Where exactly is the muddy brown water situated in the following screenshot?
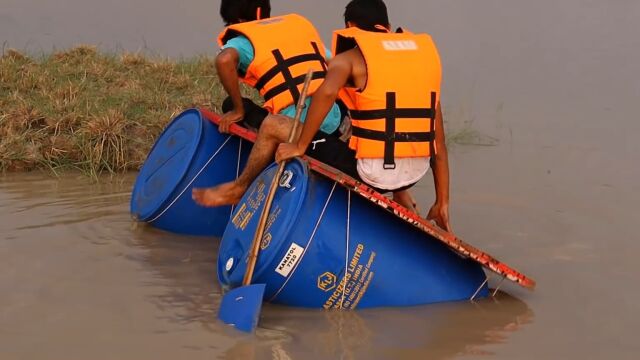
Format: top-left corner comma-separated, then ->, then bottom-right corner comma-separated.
2,0 -> 640,359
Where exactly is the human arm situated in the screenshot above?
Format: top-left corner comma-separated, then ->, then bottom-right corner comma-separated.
215,47 -> 244,133
426,103 -> 452,232
275,53 -> 352,162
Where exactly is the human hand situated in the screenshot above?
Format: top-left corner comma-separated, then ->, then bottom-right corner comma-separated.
218,109 -> 244,133
426,202 -> 452,233
275,142 -> 304,163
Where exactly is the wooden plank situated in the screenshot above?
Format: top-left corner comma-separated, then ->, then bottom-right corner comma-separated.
199,108 -> 536,290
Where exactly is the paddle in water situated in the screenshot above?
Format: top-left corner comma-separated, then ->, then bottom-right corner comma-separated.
217,69 -> 315,332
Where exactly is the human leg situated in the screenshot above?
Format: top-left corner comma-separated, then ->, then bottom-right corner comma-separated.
392,190 -> 419,214
192,114 -> 296,207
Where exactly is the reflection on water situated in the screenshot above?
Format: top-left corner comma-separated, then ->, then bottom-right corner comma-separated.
223,294 -> 533,360
131,226 -> 221,327
0,173 -> 532,359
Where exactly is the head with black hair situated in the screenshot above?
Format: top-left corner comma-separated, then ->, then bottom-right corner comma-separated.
220,0 -> 271,26
344,0 -> 390,32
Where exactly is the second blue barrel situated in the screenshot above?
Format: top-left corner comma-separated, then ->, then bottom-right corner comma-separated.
130,108 -> 251,236
217,158 -> 489,308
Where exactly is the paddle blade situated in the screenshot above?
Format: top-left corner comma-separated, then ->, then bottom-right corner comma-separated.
218,284 -> 266,332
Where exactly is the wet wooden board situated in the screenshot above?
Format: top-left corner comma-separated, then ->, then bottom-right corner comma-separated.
200,108 -> 536,290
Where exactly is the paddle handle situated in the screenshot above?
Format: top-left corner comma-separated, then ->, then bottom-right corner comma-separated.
242,69 -> 315,286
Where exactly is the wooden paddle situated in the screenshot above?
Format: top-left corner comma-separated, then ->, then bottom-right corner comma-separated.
218,69 -> 315,332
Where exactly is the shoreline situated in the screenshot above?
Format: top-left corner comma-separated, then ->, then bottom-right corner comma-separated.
1,46 -> 492,177
1,46 -> 238,176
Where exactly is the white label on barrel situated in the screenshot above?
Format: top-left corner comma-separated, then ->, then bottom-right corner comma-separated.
275,243 -> 304,277
225,258 -> 234,272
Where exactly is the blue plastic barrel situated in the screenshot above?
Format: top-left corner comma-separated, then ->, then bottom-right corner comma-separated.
130,108 -> 250,236
218,159 -> 489,308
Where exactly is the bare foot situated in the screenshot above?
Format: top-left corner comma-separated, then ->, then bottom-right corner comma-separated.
192,181 -> 246,207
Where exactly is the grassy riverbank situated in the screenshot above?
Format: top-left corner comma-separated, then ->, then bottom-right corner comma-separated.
1,46 -> 493,177
0,46 -> 234,176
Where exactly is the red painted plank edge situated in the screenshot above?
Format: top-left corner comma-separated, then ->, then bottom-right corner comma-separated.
199,108 -> 536,290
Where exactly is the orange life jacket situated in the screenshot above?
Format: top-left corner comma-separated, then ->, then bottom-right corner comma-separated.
218,14 -> 327,114
332,27 -> 442,169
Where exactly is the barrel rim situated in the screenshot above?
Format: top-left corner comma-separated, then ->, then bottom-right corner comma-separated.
252,158 -> 310,284
130,108 -> 204,221
218,158 -> 310,289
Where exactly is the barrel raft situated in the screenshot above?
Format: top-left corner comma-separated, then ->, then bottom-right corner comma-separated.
218,158 -> 489,308
130,109 -> 251,236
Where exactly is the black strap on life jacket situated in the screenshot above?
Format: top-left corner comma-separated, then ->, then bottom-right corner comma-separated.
350,91 -> 437,169
254,41 -> 327,105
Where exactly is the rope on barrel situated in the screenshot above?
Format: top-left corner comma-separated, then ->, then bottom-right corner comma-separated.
268,181 -> 338,302
149,136 -> 232,223
229,138 -> 243,220
340,190 -> 352,310
492,275 -> 506,297
470,277 -> 489,301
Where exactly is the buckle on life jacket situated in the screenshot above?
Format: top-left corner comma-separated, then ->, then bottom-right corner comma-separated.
255,42 -> 327,105
350,91 -> 437,168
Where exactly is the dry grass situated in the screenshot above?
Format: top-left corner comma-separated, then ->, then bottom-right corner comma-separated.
0,46 -> 259,176
1,46 -> 484,177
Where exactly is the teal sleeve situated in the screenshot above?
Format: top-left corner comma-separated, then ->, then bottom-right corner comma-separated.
221,36 -> 255,74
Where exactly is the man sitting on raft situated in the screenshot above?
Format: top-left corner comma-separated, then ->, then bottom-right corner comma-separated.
211,0 -> 341,134
275,0 -> 453,231
193,1 -> 348,203
192,0 -> 345,205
